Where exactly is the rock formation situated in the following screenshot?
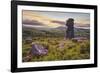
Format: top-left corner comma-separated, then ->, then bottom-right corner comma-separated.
31,43 -> 48,56
66,18 -> 74,39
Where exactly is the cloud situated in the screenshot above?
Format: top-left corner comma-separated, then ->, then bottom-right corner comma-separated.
51,20 -> 65,25
22,10 -> 90,28
22,19 -> 44,26
22,10 -> 63,28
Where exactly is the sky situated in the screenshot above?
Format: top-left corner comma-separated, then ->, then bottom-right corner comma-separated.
22,10 -> 90,28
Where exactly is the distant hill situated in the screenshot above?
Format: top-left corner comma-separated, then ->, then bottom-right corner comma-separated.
23,24 -> 90,38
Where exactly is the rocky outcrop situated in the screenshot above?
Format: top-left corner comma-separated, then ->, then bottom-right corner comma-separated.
66,18 -> 74,39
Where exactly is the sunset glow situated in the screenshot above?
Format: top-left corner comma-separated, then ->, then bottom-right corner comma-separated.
22,10 -> 90,28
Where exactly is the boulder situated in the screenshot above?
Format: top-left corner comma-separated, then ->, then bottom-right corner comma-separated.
66,18 -> 74,39
72,37 -> 87,43
31,43 -> 48,56
25,37 -> 32,44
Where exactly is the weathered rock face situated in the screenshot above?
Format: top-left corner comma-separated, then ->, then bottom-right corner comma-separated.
31,44 -> 48,56
66,18 -> 74,39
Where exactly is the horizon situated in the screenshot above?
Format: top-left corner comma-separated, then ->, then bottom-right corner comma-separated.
23,24 -> 90,29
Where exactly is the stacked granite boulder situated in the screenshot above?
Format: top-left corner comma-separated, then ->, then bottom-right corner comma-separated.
66,18 -> 74,39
